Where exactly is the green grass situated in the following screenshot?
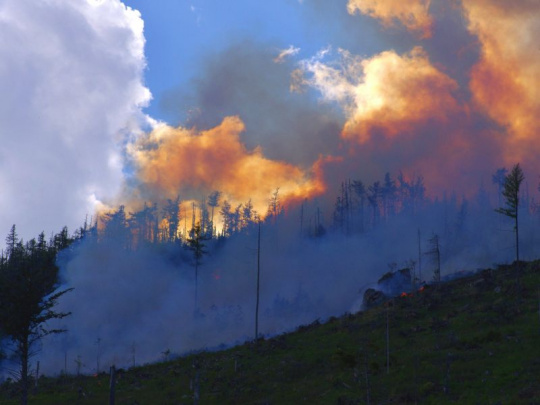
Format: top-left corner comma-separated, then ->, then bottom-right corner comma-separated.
1,261 -> 539,404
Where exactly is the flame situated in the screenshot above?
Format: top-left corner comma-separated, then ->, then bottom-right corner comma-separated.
347,0 -> 433,38
128,116 -> 326,219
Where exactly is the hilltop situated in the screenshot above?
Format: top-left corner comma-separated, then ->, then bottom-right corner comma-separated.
1,261 -> 539,404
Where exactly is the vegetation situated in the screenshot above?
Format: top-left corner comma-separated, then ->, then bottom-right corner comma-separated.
1,163 -> 539,404
0,226 -> 73,405
495,163 -> 525,263
186,223 -> 208,313
1,260 -> 538,404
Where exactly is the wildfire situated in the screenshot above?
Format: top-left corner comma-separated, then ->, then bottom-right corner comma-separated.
463,0 -> 540,165
400,285 -> 426,298
128,116 -> 326,222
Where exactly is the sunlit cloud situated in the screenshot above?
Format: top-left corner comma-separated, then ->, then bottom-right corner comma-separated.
274,45 -> 301,64
298,47 -> 460,143
347,0 -> 433,38
462,0 -> 540,164
128,116 -> 326,217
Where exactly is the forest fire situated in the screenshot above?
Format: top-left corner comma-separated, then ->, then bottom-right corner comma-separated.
3,0 -> 540,391
128,116 -> 326,224
400,285 -> 426,298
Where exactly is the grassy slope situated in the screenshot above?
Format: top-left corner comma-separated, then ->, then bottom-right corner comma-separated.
1,261 -> 539,404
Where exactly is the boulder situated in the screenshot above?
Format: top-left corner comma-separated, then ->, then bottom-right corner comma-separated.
377,268 -> 412,296
362,288 -> 387,309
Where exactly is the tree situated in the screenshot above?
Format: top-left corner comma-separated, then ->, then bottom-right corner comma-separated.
162,197 -> 181,243
242,199 -> 256,229
102,206 -> 130,248
0,226 -> 72,405
382,172 -> 397,219
351,180 -> 366,233
495,163 -> 525,263
220,200 -> 232,237
367,181 -> 381,226
267,188 -> 284,222
492,167 -> 508,206
187,223 -> 208,313
207,191 -> 221,238
426,233 -> 441,285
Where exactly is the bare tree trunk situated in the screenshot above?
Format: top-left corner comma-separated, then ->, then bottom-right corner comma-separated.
515,209 -> 520,263
386,304 -> 390,375
20,335 -> 29,405
194,261 -> 199,314
417,229 -> 422,281
109,366 -> 116,405
363,349 -> 371,405
33,361 -> 39,395
255,221 -> 261,344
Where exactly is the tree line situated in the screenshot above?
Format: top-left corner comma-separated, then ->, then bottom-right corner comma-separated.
0,226 -> 75,404
0,164 -> 531,404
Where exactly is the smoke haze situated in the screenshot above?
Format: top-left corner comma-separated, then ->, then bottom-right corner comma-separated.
1,0 -> 539,378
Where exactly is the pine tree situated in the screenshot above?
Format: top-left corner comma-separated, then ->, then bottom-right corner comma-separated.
0,227 -> 72,405
207,191 -> 221,238
187,224 -> 208,313
495,163 -> 525,263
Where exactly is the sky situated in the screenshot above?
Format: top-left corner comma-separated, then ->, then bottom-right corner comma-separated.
1,0 -> 539,241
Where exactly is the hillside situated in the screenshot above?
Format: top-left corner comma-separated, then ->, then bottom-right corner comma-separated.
1,261 -> 539,404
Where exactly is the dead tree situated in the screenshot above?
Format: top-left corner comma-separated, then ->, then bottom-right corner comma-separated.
426,233 -> 441,285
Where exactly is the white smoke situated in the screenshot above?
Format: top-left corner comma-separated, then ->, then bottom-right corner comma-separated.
37,192 -> 532,375
0,0 -> 151,240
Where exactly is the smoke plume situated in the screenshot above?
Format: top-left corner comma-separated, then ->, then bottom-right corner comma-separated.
0,0 -> 150,240
127,116 -> 326,217
347,0 -> 433,38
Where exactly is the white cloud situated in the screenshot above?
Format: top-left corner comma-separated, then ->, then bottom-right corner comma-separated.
0,0 -> 150,240
273,45 -> 301,64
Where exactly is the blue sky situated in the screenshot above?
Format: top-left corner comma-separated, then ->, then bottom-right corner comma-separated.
1,0 -> 536,240
123,0 -> 393,125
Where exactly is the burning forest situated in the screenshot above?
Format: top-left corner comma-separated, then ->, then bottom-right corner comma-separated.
1,0 -> 539,398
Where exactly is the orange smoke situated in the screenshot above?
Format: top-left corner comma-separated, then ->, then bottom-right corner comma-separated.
347,0 -> 433,38
129,116 -> 325,217
298,44 -> 507,195
462,0 -> 540,164
301,47 -> 462,144
341,47 -> 461,143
